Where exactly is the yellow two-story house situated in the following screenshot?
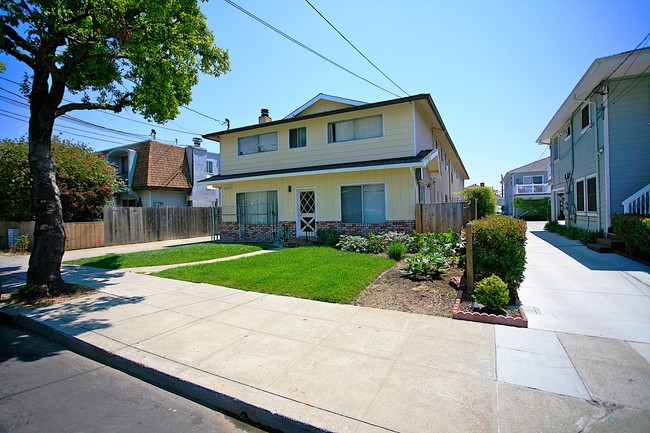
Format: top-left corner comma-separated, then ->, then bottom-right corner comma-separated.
202,93 -> 468,242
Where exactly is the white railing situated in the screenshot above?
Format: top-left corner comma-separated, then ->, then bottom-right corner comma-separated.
515,183 -> 551,195
623,183 -> 650,214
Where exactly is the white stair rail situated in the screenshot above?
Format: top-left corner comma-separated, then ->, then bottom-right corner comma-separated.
623,183 -> 650,214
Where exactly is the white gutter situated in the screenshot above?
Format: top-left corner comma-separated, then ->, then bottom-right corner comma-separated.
603,87 -> 611,227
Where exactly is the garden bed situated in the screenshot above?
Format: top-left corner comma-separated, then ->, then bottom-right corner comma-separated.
452,290 -> 528,327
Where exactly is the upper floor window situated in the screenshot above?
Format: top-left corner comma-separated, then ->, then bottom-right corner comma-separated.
523,175 -> 544,184
564,124 -> 572,141
327,115 -> 382,143
552,135 -> 560,161
238,132 -> 278,155
207,160 -> 214,174
289,127 -> 307,149
581,105 -> 591,132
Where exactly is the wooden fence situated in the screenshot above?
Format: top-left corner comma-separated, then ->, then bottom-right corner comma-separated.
415,202 -> 474,233
1,206 -> 214,251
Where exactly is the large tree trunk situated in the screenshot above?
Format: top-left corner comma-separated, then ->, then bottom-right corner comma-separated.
25,69 -> 69,297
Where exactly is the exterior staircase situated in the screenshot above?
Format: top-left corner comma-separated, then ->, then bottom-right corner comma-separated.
587,232 -> 625,254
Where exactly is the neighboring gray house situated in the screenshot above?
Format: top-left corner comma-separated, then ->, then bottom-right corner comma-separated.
104,140 -> 220,207
537,48 -> 650,232
501,157 -> 551,218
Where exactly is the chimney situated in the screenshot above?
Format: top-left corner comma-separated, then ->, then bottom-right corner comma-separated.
192,137 -> 202,147
480,182 -> 485,187
259,108 -> 272,124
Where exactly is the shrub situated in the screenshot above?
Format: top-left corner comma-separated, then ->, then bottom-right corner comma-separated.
545,221 -> 601,245
336,235 -> 369,253
471,215 -> 526,302
316,227 -> 340,247
612,213 -> 650,261
401,252 -> 450,277
464,186 -> 497,219
472,274 -> 509,310
367,233 -> 386,254
387,242 -> 406,261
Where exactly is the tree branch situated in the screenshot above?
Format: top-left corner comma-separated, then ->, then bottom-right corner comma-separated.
56,94 -> 133,117
1,24 -> 37,67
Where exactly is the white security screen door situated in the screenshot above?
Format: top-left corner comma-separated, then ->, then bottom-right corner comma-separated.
297,189 -> 316,237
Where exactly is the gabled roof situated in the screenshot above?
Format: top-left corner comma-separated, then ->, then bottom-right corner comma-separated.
129,141 -> 192,191
283,93 -> 366,119
201,149 -> 435,184
537,47 -> 650,144
203,93 -> 469,179
502,157 -> 550,183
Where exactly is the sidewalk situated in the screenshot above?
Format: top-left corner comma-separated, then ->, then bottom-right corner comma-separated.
1,234 -> 649,432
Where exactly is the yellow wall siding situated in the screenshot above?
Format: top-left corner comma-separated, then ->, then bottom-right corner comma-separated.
298,100 -> 355,116
220,104 -> 415,176
219,168 -> 416,223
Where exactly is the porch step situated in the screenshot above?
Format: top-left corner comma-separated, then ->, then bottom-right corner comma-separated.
596,237 -> 625,250
587,243 -> 614,253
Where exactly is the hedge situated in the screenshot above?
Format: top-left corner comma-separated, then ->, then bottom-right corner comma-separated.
612,214 -> 650,261
471,215 -> 527,302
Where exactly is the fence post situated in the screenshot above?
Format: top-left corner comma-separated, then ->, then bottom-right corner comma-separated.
466,222 -> 474,295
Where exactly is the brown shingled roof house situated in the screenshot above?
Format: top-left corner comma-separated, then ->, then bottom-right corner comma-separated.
103,140 -> 220,207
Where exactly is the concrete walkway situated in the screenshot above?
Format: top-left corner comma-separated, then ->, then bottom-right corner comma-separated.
1,234 -> 649,432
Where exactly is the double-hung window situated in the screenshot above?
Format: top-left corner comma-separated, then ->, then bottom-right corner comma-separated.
575,175 -> 597,213
341,184 -> 386,224
552,135 -> 560,161
238,132 -> 278,155
327,115 -> 382,143
236,191 -> 278,224
207,160 -> 214,174
289,127 -> 307,149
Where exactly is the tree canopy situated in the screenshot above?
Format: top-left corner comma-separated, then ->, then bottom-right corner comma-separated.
0,137 -> 122,222
0,0 -> 230,296
464,186 -> 497,219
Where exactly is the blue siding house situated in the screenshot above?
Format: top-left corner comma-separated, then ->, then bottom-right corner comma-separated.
501,157 -> 551,218
537,48 -> 650,233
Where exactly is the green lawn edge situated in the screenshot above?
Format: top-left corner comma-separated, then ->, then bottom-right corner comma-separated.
153,246 -> 395,304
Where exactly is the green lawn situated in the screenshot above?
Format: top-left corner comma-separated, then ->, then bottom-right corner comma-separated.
152,246 -> 395,304
65,242 -> 273,269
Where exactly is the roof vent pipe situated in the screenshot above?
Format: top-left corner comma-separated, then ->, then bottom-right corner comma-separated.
192,137 -> 202,147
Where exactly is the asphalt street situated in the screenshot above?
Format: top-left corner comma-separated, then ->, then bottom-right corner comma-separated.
0,322 -> 265,433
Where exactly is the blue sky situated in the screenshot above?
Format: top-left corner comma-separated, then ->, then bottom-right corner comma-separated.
1,0 -> 648,191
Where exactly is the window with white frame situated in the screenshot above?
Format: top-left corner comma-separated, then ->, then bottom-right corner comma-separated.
581,105 -> 591,132
564,124 -> 571,141
341,184 -> 385,223
236,191 -> 278,224
586,175 -> 597,212
238,132 -> 278,155
575,175 -> 597,213
523,175 -> 544,184
207,160 -> 214,174
327,115 -> 382,143
289,127 -> 307,149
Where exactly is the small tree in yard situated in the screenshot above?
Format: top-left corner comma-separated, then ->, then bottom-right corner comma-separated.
464,186 -> 497,219
0,0 -> 230,297
0,137 -> 121,222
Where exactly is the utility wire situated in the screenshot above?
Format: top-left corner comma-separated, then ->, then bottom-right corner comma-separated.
224,0 -> 402,98
304,0 -> 409,97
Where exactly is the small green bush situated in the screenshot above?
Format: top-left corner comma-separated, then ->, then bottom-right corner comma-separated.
387,242 -> 406,261
316,227 -> 340,247
472,274 -> 509,310
336,235 -> 369,253
472,215 -> 526,302
612,213 -> 650,260
544,221 -> 601,245
401,252 -> 450,277
464,186 -> 497,219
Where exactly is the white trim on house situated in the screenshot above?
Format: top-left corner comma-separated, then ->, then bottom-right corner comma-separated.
283,94 -> 367,119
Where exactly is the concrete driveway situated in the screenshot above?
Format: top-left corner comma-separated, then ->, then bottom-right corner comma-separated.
519,221 -> 650,343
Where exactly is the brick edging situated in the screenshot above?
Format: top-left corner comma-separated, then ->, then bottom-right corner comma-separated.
452,290 -> 528,328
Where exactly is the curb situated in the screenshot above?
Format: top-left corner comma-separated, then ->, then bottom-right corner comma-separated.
0,307 -> 332,433
452,290 -> 528,328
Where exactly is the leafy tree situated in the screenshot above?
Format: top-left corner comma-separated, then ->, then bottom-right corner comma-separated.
464,186 -> 497,219
0,137 -> 122,222
0,0 -> 230,296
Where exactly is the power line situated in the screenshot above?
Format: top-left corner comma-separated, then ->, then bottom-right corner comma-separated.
224,0 -> 402,98
304,0 -> 409,97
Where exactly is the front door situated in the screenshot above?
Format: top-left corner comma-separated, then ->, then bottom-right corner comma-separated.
297,189 -> 316,237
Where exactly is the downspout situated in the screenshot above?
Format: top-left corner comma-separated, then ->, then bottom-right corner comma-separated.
410,166 -> 419,229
